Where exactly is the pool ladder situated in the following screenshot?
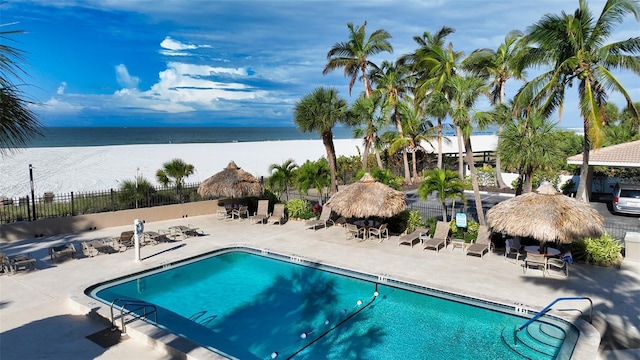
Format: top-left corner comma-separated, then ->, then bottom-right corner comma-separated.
110,298 -> 158,334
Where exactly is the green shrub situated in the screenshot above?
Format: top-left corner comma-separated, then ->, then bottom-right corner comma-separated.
560,179 -> 576,195
285,198 -> 314,219
573,233 -> 622,267
406,210 -> 423,233
449,220 -> 479,242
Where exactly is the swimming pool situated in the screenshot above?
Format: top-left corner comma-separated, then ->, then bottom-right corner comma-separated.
86,247 -> 579,359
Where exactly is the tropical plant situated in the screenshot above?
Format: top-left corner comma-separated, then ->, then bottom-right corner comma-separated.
268,159 -> 298,201
156,158 -> 195,202
392,100 -> 437,181
295,159 -> 331,204
356,168 -> 403,190
285,198 -> 313,220
294,87 -> 348,193
348,92 -> 387,170
418,168 -> 467,222
118,175 -> 155,208
516,0 -> 640,201
449,220 -> 479,242
573,233 -> 623,267
0,25 -> 42,154
323,21 -> 393,97
406,210 -> 423,233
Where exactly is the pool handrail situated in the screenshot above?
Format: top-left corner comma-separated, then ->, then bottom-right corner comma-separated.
513,296 -> 592,346
110,297 -> 158,334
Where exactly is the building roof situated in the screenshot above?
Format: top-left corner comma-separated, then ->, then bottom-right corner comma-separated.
567,139 -> 640,167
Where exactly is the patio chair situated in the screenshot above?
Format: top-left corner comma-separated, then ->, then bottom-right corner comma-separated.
3,253 -> 37,274
250,200 -> 270,225
368,223 -> 389,243
231,205 -> 250,221
504,237 -> 523,264
216,205 -> 230,220
523,252 -> 549,276
81,239 -> 115,257
305,205 -> 334,230
547,251 -> 572,278
397,227 -> 428,247
346,223 -> 365,240
422,221 -> 450,252
111,230 -> 135,252
49,243 -> 76,262
267,204 -> 285,225
466,225 -> 492,259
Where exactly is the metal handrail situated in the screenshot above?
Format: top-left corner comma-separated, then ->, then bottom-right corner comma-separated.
110,298 -> 158,334
513,296 -> 592,346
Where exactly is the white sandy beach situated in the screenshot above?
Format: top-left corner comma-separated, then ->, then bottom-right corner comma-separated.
0,135 -> 498,198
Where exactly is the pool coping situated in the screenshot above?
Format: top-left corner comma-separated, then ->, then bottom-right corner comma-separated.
75,245 -> 600,360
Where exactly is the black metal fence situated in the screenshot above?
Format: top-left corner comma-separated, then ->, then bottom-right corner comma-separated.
0,183 -> 203,224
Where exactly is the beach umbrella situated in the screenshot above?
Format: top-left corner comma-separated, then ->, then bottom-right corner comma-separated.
325,173 -> 406,218
486,181 -> 604,244
197,161 -> 264,199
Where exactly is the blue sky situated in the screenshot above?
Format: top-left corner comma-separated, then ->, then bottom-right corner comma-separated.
2,0 -> 639,128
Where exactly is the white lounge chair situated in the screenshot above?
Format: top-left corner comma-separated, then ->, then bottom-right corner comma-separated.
305,205 -> 334,230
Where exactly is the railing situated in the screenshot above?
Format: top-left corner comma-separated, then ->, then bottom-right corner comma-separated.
110,298 -> 158,334
513,296 -> 592,346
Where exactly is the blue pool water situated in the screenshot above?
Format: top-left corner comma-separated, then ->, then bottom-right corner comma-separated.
87,248 -> 578,359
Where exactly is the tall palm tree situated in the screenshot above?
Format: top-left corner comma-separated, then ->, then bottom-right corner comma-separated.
348,92 -> 387,170
294,87 -> 347,194
396,100 -> 436,180
156,158 -> 195,202
323,21 -> 393,97
295,159 -> 331,204
401,26 -> 463,169
0,26 -> 42,155
498,112 -> 565,194
268,159 -> 298,201
463,30 -> 527,188
516,0 -> 640,202
448,74 -> 491,225
418,168 -> 466,222
370,60 -> 412,183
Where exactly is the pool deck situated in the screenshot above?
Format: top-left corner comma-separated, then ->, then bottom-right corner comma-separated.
1,214 -> 639,360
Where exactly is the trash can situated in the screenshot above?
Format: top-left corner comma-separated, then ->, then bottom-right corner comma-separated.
624,232 -> 640,261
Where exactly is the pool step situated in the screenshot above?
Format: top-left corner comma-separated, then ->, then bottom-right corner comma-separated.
501,322 -> 565,359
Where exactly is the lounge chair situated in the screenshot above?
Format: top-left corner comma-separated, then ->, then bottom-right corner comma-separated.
231,205 -> 250,220
3,253 -> 37,274
523,252 -> 549,276
547,251 -> 572,278
267,204 -> 285,225
504,237 -> 523,263
217,205 -> 230,220
143,231 -> 171,245
466,225 -> 492,259
368,223 -> 389,243
422,221 -> 450,252
305,205 -> 334,230
49,243 -> 76,262
82,239 -> 115,257
111,231 -> 135,252
397,227 -> 428,247
250,200 -> 270,225
346,223 -> 365,240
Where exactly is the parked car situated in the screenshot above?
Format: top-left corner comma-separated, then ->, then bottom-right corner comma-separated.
612,182 -> 640,215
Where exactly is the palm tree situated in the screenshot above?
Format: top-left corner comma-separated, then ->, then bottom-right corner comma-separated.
418,168 -> 466,222
323,21 -> 393,97
156,158 -> 195,202
119,175 -> 155,208
295,159 -> 331,204
401,26 -> 463,169
268,159 -> 298,201
463,30 -> 527,188
348,92 -> 387,170
370,60 -> 412,183
293,87 -> 347,193
394,100 -> 436,180
516,0 -> 640,202
0,26 -> 42,154
448,74 -> 491,225
498,112 -> 565,194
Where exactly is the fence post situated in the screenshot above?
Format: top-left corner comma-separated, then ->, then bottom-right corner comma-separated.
110,189 -> 115,211
71,192 -> 75,216
26,195 -> 32,221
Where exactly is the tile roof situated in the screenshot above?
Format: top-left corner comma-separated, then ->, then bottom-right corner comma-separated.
567,139 -> 640,167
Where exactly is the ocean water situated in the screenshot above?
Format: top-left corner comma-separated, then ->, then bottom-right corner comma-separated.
23,127 -> 358,148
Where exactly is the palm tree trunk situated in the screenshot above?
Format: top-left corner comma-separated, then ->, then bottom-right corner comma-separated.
456,126 -> 465,180
411,149 -> 419,182
523,170 -> 534,193
375,149 -> 383,169
437,117 -> 444,169
322,130 -> 339,194
495,125 -> 508,188
441,201 -> 448,222
395,112 -> 411,184
575,130 -> 591,202
464,136 -> 486,225
362,136 -> 371,170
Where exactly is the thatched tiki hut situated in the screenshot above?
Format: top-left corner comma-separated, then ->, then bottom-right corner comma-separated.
486,182 -> 604,244
198,161 -> 263,199
325,173 -> 406,218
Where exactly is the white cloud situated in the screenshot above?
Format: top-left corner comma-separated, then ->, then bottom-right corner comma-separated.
32,97 -> 84,114
56,82 -> 67,95
115,64 -> 140,89
159,36 -> 212,56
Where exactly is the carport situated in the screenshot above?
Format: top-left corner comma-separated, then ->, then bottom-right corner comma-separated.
567,139 -> 640,200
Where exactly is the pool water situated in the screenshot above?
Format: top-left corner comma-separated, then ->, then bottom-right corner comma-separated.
88,249 -> 578,359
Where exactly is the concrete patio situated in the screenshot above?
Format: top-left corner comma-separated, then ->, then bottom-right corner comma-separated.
1,214 -> 639,359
